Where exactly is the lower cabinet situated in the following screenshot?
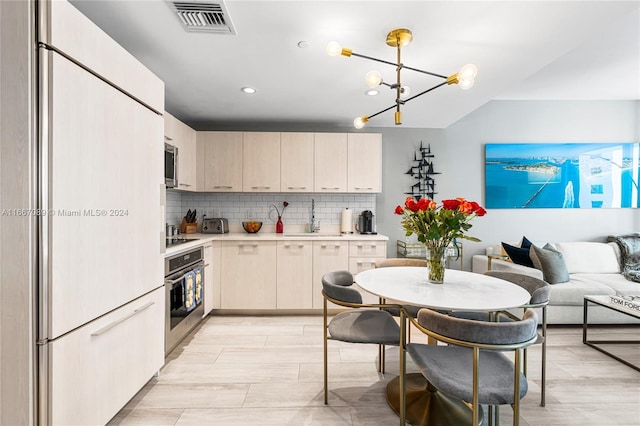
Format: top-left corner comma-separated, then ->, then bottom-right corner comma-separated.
220,241 -> 277,309
203,242 -> 222,315
348,241 -> 387,304
312,240 -> 349,309
49,287 -> 164,426
276,241 -> 313,308
214,239 -> 386,310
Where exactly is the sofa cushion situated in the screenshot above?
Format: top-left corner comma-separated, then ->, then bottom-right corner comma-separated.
554,242 -> 621,274
530,244 -> 570,284
572,273 -> 640,296
548,277 -> 615,306
502,237 -> 534,268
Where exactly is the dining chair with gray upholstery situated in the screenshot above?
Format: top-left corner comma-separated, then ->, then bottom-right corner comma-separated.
400,308 -> 539,426
322,270 -> 402,405
450,270 -> 550,406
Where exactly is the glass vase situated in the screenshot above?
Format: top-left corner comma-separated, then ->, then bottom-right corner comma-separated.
276,216 -> 283,234
426,244 -> 446,284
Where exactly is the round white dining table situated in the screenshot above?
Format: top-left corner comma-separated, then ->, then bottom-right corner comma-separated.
355,266 -> 531,312
354,266 -> 532,426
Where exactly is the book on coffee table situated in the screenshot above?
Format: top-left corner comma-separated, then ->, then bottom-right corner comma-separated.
609,294 -> 640,314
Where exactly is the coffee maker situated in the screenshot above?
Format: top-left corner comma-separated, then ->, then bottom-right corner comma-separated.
356,210 -> 377,234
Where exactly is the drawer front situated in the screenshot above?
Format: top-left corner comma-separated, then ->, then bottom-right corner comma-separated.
349,241 -> 386,258
348,257 -> 379,274
50,287 -> 164,426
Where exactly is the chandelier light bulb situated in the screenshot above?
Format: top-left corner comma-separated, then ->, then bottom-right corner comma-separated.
326,41 -> 342,57
458,63 -> 478,80
458,78 -> 475,90
399,85 -> 411,98
365,71 -> 382,88
353,116 -> 367,129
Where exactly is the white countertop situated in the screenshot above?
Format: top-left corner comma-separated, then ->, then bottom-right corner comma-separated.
165,232 -> 388,256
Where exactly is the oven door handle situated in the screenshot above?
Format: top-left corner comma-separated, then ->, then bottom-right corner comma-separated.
164,261 -> 207,284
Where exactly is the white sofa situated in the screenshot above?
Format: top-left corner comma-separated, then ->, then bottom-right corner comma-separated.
473,241 -> 640,324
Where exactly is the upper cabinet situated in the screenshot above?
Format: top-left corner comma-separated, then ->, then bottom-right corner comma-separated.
193,131 -> 381,193
314,133 -> 348,192
281,132 -> 314,192
164,112 -> 196,191
198,131 -> 243,192
347,133 -> 382,193
243,132 -> 280,192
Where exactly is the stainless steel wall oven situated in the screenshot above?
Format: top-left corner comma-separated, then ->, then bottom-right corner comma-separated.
164,247 -> 205,355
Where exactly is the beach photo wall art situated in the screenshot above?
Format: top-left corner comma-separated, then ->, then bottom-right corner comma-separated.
485,143 -> 640,209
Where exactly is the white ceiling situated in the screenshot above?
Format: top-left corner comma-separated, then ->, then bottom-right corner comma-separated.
70,1 -> 640,129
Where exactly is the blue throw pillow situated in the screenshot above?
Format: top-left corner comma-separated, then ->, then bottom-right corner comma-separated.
502,236 -> 534,268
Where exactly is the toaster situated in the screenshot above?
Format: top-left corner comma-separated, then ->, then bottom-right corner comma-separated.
202,218 -> 229,234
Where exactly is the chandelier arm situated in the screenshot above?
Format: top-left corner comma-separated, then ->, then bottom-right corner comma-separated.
366,103 -> 400,120
402,81 -> 449,103
350,52 -> 398,68
401,65 -> 448,80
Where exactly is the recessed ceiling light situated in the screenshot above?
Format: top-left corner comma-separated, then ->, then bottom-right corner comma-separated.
365,89 -> 379,96
297,41 -> 310,48
241,87 -> 256,94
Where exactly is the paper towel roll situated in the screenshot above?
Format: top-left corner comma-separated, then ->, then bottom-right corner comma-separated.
341,208 -> 353,234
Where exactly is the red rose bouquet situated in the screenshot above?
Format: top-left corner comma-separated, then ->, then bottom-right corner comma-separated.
394,197 -> 486,283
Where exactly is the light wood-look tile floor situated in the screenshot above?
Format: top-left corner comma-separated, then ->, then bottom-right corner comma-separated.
109,316 -> 640,426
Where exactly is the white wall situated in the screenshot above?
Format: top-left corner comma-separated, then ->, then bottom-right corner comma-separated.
374,100 -> 640,267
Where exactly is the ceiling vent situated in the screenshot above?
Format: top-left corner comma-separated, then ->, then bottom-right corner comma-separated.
169,1 -> 236,34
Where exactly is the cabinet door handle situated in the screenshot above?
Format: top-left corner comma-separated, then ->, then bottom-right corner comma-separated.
356,260 -> 376,265
321,187 -> 340,190
284,244 -> 305,249
239,244 -> 259,248
179,183 -> 192,187
287,186 -> 307,189
321,243 -> 341,248
354,187 -> 374,190
213,185 -> 233,189
251,186 -> 271,189
164,136 -> 173,141
91,301 -> 154,337
357,243 -> 378,248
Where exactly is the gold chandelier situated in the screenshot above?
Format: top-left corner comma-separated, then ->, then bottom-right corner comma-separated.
326,28 -> 477,128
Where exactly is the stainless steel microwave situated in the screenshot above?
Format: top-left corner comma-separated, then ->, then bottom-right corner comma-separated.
165,142 -> 178,188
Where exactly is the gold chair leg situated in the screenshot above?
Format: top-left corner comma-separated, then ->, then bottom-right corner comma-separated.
399,311 -> 407,426
513,349 -> 521,426
541,305 -> 547,407
323,297 -> 328,405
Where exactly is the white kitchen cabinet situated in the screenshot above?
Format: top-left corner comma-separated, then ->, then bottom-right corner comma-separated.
281,132 -> 314,192
220,241 -> 277,309
312,240 -> 349,308
348,241 -> 387,304
203,242 -> 222,315
314,133 -> 348,192
48,51 -> 163,339
276,241 -> 313,308
348,133 -> 382,193
49,287 -> 164,426
165,112 -> 197,191
198,131 -> 243,192
243,132 -> 281,192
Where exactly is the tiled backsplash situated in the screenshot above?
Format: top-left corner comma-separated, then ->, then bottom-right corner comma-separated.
166,191 -> 376,229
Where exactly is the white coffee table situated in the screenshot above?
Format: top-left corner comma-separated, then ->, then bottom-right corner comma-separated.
583,295 -> 640,372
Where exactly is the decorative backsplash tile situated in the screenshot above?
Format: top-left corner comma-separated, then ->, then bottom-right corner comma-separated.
166,191 -> 375,228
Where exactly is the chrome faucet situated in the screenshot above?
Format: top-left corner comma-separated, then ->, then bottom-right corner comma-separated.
310,198 -> 316,233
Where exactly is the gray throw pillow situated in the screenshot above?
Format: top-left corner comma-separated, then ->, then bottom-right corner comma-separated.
530,244 -> 570,284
